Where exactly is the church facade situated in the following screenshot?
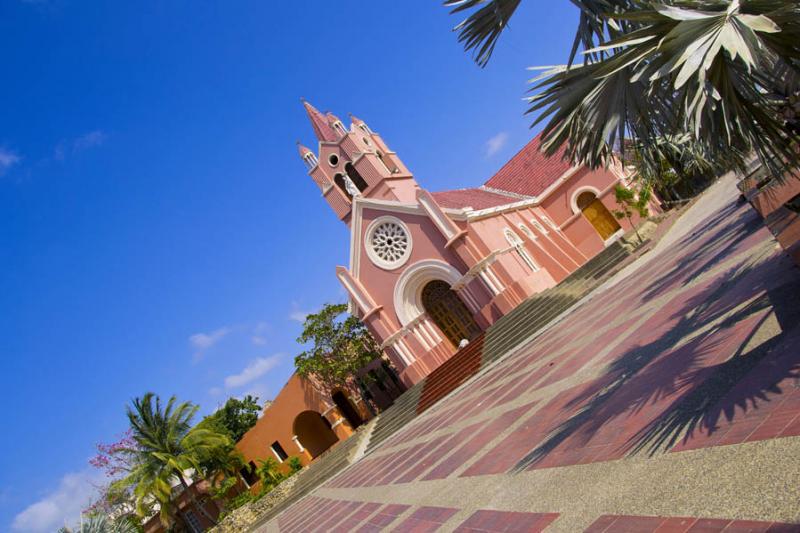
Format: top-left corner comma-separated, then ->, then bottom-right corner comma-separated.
298,101 -> 651,386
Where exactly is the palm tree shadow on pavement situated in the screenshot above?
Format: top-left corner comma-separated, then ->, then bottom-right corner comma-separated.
640,202 -> 763,303
510,246 -> 800,473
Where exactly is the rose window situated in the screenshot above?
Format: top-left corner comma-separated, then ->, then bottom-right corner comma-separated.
366,218 -> 412,269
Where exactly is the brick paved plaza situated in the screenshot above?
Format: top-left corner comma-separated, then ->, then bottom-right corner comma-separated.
259,177 -> 800,532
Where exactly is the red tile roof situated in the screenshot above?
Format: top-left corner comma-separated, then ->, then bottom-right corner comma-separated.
431,187 -> 520,210
483,133 -> 573,198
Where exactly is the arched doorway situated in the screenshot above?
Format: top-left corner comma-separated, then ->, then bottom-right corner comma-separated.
331,391 -> 362,429
576,191 -> 621,241
421,280 -> 481,348
293,411 -> 339,459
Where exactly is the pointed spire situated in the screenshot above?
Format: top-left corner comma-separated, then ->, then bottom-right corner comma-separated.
302,99 -> 338,143
296,140 -> 313,158
297,140 -> 317,169
326,112 -> 343,125
327,112 -> 348,137
349,113 -> 371,134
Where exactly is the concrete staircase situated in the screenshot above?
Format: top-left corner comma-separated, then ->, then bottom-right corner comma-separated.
362,381 -> 424,455
247,424 -> 370,530
482,240 -> 630,364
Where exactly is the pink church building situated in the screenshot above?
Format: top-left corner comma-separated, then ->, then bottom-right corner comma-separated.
298,101 -> 646,386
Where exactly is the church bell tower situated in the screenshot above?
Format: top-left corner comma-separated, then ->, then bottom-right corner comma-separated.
298,100 -> 418,224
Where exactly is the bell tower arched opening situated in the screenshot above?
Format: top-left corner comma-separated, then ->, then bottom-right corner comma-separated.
344,162 -> 368,192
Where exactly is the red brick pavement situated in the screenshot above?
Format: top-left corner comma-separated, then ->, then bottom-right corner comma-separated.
584,514 -> 800,532
270,195 -> 800,531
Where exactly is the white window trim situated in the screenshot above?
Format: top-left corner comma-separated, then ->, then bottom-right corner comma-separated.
270,443 -> 286,463
540,214 -> 560,232
530,218 -> 548,235
303,153 -> 318,169
571,186 -> 602,214
504,228 -> 539,272
518,223 -> 536,240
364,216 -> 413,270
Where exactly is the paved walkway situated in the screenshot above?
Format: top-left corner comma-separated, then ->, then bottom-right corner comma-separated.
260,176 -> 800,532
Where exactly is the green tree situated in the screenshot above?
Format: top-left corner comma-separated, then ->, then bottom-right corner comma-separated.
630,134 -> 747,200
199,395 -> 262,443
255,458 -> 286,492
612,183 -> 651,241
294,303 -> 381,390
119,393 -> 230,528
287,456 -> 303,475
445,0 -> 800,179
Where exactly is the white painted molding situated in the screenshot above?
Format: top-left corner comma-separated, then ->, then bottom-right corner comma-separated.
570,186 -> 602,215
364,216 -> 413,270
393,259 -> 463,326
336,266 -> 377,315
417,189 -> 460,241
270,445 -> 286,463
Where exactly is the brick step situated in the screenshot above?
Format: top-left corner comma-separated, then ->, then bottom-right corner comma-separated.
416,358 -> 483,397
416,335 -> 486,413
363,383 -> 425,454
483,247 -> 628,356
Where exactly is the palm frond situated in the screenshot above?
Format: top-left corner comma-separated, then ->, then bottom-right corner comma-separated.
444,0 -> 522,67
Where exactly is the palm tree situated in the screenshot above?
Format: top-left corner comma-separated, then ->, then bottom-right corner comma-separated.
444,1 -> 800,178
77,515 -> 137,533
120,393 -> 229,528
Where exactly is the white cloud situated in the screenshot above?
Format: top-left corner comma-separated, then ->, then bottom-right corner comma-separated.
240,382 -> 269,403
189,326 -> 231,362
12,469 -> 103,533
52,130 -> 108,162
0,148 -> 21,176
289,303 -> 316,324
289,310 -> 310,323
251,321 -> 269,345
224,355 -> 281,389
190,327 -> 230,349
484,131 -> 509,158
73,130 -> 107,152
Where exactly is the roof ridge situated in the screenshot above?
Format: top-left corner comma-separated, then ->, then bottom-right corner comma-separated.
432,186 -> 482,194
478,185 -> 532,200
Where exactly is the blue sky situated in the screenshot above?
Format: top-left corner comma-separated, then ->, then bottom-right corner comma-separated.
0,1 -> 580,530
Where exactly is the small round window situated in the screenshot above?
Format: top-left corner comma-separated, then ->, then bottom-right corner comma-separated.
328,153 -> 339,167
365,217 -> 412,270
362,137 -> 371,146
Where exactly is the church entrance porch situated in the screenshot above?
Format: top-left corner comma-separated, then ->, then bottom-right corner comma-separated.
577,190 -> 621,241
293,410 -> 339,460
421,280 -> 482,348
